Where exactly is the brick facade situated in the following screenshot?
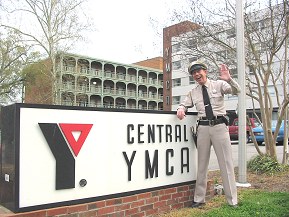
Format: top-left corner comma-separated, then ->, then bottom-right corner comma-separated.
1,181 -> 214,217
162,21 -> 201,111
133,57 -> 163,71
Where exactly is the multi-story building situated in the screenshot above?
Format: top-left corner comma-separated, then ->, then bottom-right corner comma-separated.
25,53 -> 164,111
162,21 -> 237,113
163,21 -> 240,114
162,5 -> 287,122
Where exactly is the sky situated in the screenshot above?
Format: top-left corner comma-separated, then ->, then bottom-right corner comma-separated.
73,0 -> 190,64
1,0 -> 189,63
2,0 -> 272,65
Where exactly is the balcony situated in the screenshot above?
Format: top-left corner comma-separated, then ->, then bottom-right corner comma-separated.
117,74 -> 125,80
116,89 -> 126,96
103,87 -> 112,94
77,85 -> 89,92
127,75 -> 136,82
90,86 -> 102,93
62,82 -> 75,91
138,77 -> 147,84
61,100 -> 74,106
90,69 -> 102,77
63,66 -> 76,73
80,67 -> 89,74
104,71 -> 112,78
138,92 -> 147,98
127,90 -> 136,97
148,92 -> 157,99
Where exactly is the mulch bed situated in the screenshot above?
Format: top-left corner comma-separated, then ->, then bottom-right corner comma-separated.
208,168 -> 289,193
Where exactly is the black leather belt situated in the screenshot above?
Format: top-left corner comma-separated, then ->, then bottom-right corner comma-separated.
199,116 -> 224,120
198,117 -> 225,126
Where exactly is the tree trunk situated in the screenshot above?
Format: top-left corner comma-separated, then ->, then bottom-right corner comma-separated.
247,115 -> 264,156
282,108 -> 289,164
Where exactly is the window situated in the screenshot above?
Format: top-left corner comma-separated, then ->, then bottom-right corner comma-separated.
227,28 -> 236,39
258,20 -> 266,30
260,41 -> 272,52
216,31 -> 226,40
228,94 -> 238,100
172,96 -> 181,105
172,60 -> 181,70
189,56 -> 198,63
248,65 -> 254,74
253,19 -> 267,31
215,50 -> 228,61
267,85 -> 276,96
187,39 -> 198,49
189,76 -> 195,84
172,78 -> 181,87
230,68 -> 237,77
253,43 -> 261,53
172,43 -> 181,53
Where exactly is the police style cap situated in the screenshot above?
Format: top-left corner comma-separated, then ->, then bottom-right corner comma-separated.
188,61 -> 207,74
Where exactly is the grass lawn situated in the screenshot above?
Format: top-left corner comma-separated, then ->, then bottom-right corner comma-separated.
159,189 -> 289,217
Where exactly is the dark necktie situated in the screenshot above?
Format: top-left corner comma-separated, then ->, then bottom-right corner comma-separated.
202,85 -> 214,120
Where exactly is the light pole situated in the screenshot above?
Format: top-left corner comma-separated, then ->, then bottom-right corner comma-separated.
236,0 -> 251,187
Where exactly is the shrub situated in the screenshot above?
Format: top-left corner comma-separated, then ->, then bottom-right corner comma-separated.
247,155 -> 288,174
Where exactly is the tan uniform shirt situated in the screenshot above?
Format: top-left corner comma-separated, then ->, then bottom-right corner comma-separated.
178,79 -> 240,118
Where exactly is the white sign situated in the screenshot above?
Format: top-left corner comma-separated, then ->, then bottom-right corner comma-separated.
18,107 -> 197,209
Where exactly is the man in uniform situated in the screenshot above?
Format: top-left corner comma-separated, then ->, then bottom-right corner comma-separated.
176,61 -> 240,208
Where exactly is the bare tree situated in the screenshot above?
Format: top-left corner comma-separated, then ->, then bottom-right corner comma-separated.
168,0 -> 289,162
1,0 -> 92,104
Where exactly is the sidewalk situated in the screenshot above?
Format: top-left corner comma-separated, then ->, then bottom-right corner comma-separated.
0,205 -> 12,216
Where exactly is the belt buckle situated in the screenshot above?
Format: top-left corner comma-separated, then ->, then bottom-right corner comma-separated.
209,120 -> 215,126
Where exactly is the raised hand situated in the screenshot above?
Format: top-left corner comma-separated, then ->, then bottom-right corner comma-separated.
219,64 -> 232,82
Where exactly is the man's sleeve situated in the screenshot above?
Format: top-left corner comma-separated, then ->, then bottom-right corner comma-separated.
224,79 -> 241,95
177,91 -> 194,111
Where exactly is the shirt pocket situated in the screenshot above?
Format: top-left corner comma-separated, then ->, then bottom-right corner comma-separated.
210,92 -> 223,107
194,98 -> 203,111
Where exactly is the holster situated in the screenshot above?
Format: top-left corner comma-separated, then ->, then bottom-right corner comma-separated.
190,125 -> 198,148
222,115 -> 229,126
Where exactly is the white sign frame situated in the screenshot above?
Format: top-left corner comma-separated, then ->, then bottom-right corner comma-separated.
7,104 -> 198,212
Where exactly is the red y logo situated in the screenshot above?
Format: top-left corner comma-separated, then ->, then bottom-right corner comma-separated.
59,124 -> 93,157
39,123 -> 93,190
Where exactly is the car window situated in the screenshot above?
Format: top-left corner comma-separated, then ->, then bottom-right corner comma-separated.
253,119 -> 261,127
272,120 -> 277,127
254,121 -> 261,127
280,120 -> 288,128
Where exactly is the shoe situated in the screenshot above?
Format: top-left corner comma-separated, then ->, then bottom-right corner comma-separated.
230,204 -> 238,208
191,201 -> 205,208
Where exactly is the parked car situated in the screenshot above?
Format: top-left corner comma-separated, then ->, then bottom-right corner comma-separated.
229,118 -> 260,143
252,120 -> 288,146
